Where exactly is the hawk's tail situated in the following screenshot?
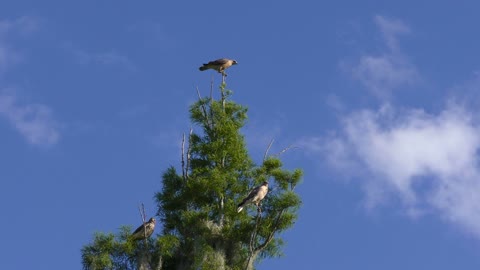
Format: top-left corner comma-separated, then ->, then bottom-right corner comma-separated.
199,65 -> 208,71
237,199 -> 247,213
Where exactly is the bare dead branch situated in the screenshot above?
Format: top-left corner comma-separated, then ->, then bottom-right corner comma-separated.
210,75 -> 214,104
181,132 -> 186,181
138,203 -> 148,244
245,207 -> 262,270
138,203 -> 147,223
156,256 -> 163,270
196,85 -> 202,99
219,194 -> 225,227
210,76 -> 215,128
220,83 -> 226,111
248,207 -> 262,253
196,86 -> 210,129
263,139 -> 275,161
186,128 -> 192,179
255,208 -> 285,252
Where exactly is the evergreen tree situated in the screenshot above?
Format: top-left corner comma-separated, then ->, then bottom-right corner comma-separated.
82,82 -> 303,270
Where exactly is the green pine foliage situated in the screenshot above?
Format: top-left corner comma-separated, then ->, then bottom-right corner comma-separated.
81,83 -> 303,270
82,226 -> 160,270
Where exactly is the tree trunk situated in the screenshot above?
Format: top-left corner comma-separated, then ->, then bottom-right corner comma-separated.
155,255 -> 162,270
245,251 -> 259,270
137,250 -> 150,270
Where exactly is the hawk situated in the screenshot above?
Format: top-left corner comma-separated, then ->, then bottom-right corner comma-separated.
131,217 -> 156,240
199,58 -> 238,74
237,182 -> 269,213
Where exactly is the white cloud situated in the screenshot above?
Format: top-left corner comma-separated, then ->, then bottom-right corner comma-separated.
308,103 -> 480,237
0,89 -> 60,146
349,15 -> 419,99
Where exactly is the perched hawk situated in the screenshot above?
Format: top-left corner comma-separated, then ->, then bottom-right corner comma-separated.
237,182 -> 269,213
199,58 -> 238,74
131,217 -> 156,240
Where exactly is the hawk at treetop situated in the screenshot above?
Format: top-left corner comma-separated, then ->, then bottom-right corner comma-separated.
131,217 -> 156,240
237,182 -> 269,213
199,58 -> 238,74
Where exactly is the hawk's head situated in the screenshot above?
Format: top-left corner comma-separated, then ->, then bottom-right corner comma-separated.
148,217 -> 156,224
262,181 -> 268,187
231,60 -> 238,65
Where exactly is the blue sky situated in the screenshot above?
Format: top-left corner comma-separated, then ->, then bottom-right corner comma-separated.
2,1 -> 480,269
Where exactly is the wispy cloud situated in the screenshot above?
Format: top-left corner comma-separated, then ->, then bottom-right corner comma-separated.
244,123 -> 282,152
0,89 -> 60,146
0,16 -> 39,37
71,48 -> 137,71
0,16 -> 40,75
374,15 -> 410,51
118,104 -> 149,119
127,20 -> 172,44
352,54 -> 418,99
348,15 -> 419,99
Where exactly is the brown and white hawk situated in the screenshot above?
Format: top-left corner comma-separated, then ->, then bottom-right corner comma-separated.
237,182 -> 269,213
199,58 -> 238,74
131,217 -> 156,240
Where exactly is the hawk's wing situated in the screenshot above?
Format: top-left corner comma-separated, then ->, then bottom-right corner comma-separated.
245,185 -> 263,200
132,223 -> 146,235
207,58 -> 229,65
131,219 -> 155,239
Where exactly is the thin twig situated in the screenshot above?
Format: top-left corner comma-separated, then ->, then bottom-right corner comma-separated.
263,139 -> 275,161
275,145 -> 299,157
